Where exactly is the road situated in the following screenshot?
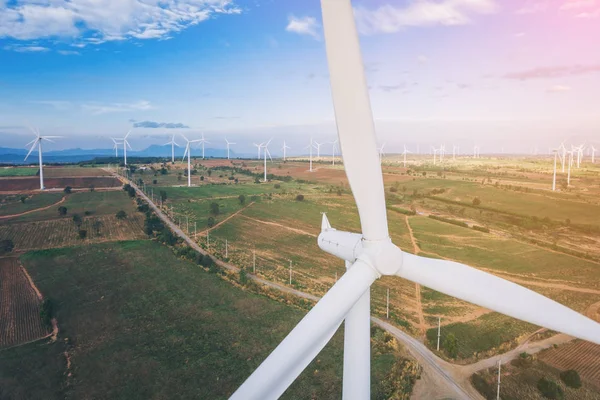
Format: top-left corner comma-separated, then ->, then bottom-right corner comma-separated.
113,170 -> 581,400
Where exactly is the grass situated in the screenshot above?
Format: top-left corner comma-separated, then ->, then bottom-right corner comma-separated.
12,190 -> 138,222
0,193 -> 64,217
1,241 -> 409,399
0,167 -> 38,177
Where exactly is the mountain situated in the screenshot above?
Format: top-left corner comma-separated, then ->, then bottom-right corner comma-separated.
0,145 -> 250,164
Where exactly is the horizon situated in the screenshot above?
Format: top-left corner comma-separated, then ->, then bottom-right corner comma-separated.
1,0 -> 599,153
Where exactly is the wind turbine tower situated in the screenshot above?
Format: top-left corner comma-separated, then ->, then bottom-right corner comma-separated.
24,128 -> 63,191
261,140 -> 273,182
402,145 -> 412,167
182,135 -> 202,187
111,138 -> 121,158
225,138 -> 236,160
552,150 -> 558,191
377,143 -> 386,165
305,138 -> 315,172
282,141 -> 291,162
165,135 -> 180,163
330,140 -> 338,165
115,130 -> 132,166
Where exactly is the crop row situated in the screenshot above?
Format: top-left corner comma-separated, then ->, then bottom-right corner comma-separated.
540,341 -> 600,388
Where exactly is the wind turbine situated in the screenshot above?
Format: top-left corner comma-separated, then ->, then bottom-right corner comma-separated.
24,128 -> 63,191
253,143 -> 262,160
330,140 -> 338,165
182,135 -> 202,187
198,133 -> 209,159
115,130 -> 132,166
231,2 -> 600,399
377,143 -> 385,164
431,147 -> 438,165
314,141 -> 324,158
304,138 -> 315,172
552,149 -> 558,191
559,143 -> 567,172
567,150 -> 574,186
401,145 -> 412,167
164,135 -> 180,163
260,139 -> 273,181
225,138 -> 236,160
111,138 -> 121,158
282,141 -> 291,162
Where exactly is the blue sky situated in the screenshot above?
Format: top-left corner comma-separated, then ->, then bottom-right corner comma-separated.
1,0 -> 599,154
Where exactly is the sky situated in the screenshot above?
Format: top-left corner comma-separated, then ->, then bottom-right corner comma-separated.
0,0 -> 599,155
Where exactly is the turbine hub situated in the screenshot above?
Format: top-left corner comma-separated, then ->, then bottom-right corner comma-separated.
358,239 -> 403,276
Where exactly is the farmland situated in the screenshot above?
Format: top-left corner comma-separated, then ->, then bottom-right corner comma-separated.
0,167 -> 38,177
539,340 -> 600,389
0,257 -> 49,348
0,176 -> 120,192
0,192 -> 64,218
0,241 -> 416,399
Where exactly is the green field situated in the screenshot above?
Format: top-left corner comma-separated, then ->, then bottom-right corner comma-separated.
12,190 -> 138,223
0,241 -> 413,399
0,167 -> 38,177
0,192 -> 64,217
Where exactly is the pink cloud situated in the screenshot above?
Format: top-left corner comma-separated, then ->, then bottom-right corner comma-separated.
505,65 -> 600,80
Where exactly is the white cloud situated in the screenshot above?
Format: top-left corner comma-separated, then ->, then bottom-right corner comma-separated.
514,32 -> 526,37
82,100 -> 154,115
576,8 -> 600,16
32,100 -> 72,110
0,1 -> 241,44
58,50 -> 80,55
354,0 -> 498,35
560,0 -> 596,10
4,44 -> 49,52
547,85 -> 571,93
285,16 -> 320,39
515,2 -> 548,14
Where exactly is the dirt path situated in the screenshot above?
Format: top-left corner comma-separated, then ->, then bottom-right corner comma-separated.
404,216 -> 427,339
199,202 -> 255,234
240,215 -> 318,238
0,195 -> 66,220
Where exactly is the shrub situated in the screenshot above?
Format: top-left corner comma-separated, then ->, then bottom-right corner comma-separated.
238,194 -> 246,205
116,210 -> 127,219
200,176 -> 204,181
390,186 -> 398,192
40,299 -> 53,327
560,370 -> 582,389
72,214 -> 82,227
58,206 -> 68,216
472,225 -> 490,233
428,215 -> 468,228
207,216 -> 215,228
472,197 -> 481,206
78,229 -> 87,239
537,378 -> 564,399
0,239 -> 15,255
296,194 -> 305,201
64,186 -> 72,194
92,219 -> 103,235
20,196 -> 26,203
153,179 -> 157,184
274,184 -> 281,189
160,190 -> 167,202
210,202 -> 220,215
471,374 -> 495,400
89,185 -> 95,192
239,268 -> 248,285
443,333 -> 458,358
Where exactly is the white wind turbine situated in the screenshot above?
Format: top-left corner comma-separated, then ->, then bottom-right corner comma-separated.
377,142 -> 386,164
452,145 -> 458,160
253,143 -> 262,160
232,2 -> 600,399
314,141 -> 324,158
282,141 -> 291,162
181,135 -> 202,187
401,145 -> 411,167
111,138 -> 121,158
559,142 -> 567,172
24,128 -> 63,191
431,146 -> 438,165
165,135 -> 180,163
330,140 -> 338,165
198,133 -> 209,159
304,138 -> 315,172
260,139 -> 273,182
115,130 -> 132,166
225,138 -> 236,160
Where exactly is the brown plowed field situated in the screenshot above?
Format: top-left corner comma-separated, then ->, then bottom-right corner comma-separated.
43,167 -> 112,177
0,214 -> 146,250
0,177 -> 120,191
0,258 -> 49,348
539,341 -> 600,389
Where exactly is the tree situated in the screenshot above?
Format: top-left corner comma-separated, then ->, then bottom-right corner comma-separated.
160,190 -> 168,202
58,206 -> 68,216
472,197 -> 481,206
116,210 -> 127,220
177,173 -> 182,181
92,219 -> 103,236
207,169 -> 212,177
20,196 -> 27,203
443,333 -> 458,358
0,239 -> 15,255
200,176 -> 205,181
153,179 -> 157,184
78,229 -> 87,239
295,194 -> 305,201
89,185 -> 95,192
64,186 -> 72,194
238,194 -> 246,205
254,176 -> 261,184
239,268 -> 248,285
210,202 -> 220,216
207,216 -> 215,228
537,378 -> 564,400
72,214 -> 82,228
560,370 -> 582,389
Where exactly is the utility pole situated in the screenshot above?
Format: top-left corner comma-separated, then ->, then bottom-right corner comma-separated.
437,317 -> 441,351
497,360 -> 501,400
289,260 -> 292,285
386,288 -> 390,319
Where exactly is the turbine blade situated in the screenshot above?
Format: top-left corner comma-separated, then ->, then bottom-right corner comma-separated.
322,0 -> 388,241
125,140 -> 132,150
266,148 -> 272,162
124,130 -> 131,139
399,253 -> 600,345
42,136 -> 63,139
24,141 -> 38,161
231,260 -> 378,400
44,138 -> 55,143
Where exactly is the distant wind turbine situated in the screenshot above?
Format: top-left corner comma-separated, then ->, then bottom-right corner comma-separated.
253,143 -> 262,160
182,135 -> 202,187
24,128 -> 63,190
377,143 -> 386,164
282,141 -> 291,162
225,138 -> 236,160
401,145 -> 411,167
115,130 -> 132,166
261,139 -> 273,181
111,138 -> 121,158
305,138 -> 315,172
198,133 -> 209,159
314,141 -> 324,158
330,140 -> 338,165
164,135 -> 180,163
